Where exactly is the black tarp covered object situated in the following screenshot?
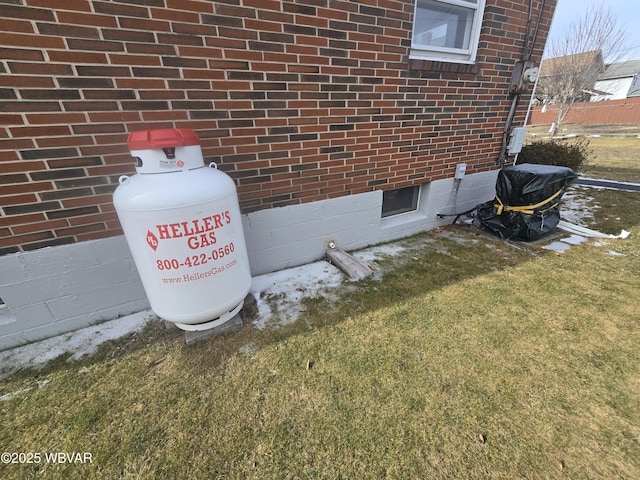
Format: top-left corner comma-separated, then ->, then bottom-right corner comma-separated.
474,163 -> 577,241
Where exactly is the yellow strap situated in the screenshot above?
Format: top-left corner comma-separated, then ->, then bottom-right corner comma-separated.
494,188 -> 564,215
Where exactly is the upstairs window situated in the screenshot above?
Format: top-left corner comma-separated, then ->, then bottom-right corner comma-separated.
411,0 -> 485,64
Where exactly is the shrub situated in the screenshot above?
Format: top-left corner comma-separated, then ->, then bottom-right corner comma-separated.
518,137 -> 592,172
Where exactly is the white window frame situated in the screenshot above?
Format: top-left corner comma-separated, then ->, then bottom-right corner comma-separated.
410,0 -> 486,64
381,185 -> 421,218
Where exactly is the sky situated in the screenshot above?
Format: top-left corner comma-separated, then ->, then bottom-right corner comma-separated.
545,0 -> 640,60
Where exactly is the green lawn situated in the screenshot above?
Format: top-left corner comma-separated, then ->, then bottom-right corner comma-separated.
1,189 -> 639,478
581,136 -> 640,183
1,139 -> 639,479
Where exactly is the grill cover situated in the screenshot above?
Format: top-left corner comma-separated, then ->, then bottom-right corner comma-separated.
474,163 -> 577,241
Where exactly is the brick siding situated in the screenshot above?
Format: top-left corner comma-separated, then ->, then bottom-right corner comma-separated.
0,0 -> 555,255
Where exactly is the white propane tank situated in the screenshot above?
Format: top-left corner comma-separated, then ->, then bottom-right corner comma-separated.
113,128 -> 251,331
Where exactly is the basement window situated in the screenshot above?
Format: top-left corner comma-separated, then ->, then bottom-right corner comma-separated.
381,186 -> 420,218
410,0 -> 485,64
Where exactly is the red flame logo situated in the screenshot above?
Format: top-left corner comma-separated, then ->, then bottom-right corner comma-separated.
146,230 -> 158,251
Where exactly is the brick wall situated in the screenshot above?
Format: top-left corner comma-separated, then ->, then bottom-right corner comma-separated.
0,0 -> 556,256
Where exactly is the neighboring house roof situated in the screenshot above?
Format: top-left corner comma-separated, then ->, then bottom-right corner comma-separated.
593,60 -> 640,99
628,75 -> 640,97
537,50 -> 605,104
597,60 -> 640,80
539,50 -> 604,77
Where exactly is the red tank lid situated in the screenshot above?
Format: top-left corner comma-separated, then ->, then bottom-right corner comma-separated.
128,128 -> 200,150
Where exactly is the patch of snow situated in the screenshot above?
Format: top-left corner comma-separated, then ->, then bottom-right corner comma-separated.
249,260 -> 344,330
36,378 -> 50,388
251,244 -> 417,331
560,186 -> 597,225
561,234 -> 587,245
351,243 -> 406,263
248,242 -> 418,330
437,229 -> 480,245
238,342 -> 257,356
542,241 -> 572,253
0,387 -> 32,402
0,310 -> 155,380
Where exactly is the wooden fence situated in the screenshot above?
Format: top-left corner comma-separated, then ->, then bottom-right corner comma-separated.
529,97 -> 640,128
